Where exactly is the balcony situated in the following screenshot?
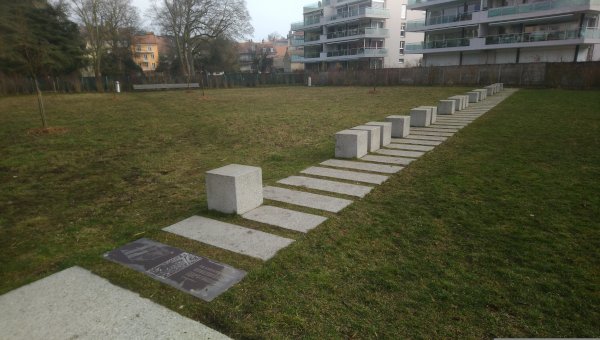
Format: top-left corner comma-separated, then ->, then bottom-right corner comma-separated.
485,28 -> 599,45
488,0 -> 599,18
303,2 -> 321,13
292,16 -> 323,30
328,7 -> 390,23
406,37 -> 470,52
407,11 -> 477,31
291,38 -> 305,46
326,28 -> 389,41
327,47 -> 387,58
407,0 -> 463,10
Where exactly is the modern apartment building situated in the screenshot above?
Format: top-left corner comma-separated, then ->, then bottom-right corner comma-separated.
406,0 -> 600,66
292,0 -> 424,71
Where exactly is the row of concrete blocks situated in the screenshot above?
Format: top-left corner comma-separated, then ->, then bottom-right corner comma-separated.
204,84 -> 506,215
334,114 -> 418,159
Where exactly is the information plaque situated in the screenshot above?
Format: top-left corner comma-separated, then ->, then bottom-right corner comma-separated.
104,238 -> 246,302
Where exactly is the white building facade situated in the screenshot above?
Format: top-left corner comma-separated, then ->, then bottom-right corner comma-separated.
292,0 -> 424,71
406,0 -> 600,66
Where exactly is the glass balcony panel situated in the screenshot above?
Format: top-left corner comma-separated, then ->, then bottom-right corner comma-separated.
488,0 -> 597,18
484,29 -> 584,45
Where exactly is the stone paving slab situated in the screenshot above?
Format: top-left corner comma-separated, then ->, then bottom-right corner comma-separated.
263,186 -> 353,213
408,131 -> 454,137
301,166 -> 389,185
385,143 -> 435,152
320,159 -> 403,174
361,155 -> 415,165
436,117 -> 474,121
431,124 -> 465,130
428,122 -> 468,127
375,148 -> 425,158
278,176 -> 373,198
0,266 -> 230,340
163,216 -> 294,261
242,205 -> 327,233
405,135 -> 448,141
390,138 -> 442,146
410,127 -> 459,133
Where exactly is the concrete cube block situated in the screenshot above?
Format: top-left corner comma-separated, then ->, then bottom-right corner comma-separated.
467,91 -> 480,103
410,107 -> 431,127
448,96 -> 463,111
206,164 -> 263,215
486,85 -> 494,96
365,121 -> 392,146
351,125 -> 381,152
460,95 -> 469,108
475,89 -> 487,100
438,100 -> 455,115
335,129 -> 368,159
419,106 -> 437,124
385,115 -> 411,138
499,83 -> 504,91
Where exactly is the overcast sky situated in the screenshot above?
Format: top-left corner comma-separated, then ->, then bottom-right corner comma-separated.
132,0 -> 308,41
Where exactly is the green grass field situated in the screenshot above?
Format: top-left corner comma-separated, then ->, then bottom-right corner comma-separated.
0,87 -> 598,338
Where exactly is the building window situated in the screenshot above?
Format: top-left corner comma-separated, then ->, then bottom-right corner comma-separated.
399,58 -> 405,64
147,46 -> 152,51
143,54 -> 148,60
401,4 -> 407,19
399,41 -> 405,55
151,53 -> 155,59
400,23 -> 406,37
152,63 -> 156,69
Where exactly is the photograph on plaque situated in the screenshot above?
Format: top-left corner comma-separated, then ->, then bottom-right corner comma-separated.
104,238 -> 246,302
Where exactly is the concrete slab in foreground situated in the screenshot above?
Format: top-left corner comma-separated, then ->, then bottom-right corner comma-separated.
164,216 -> 293,261
278,176 -> 373,198
320,159 -> 403,174
263,186 -> 353,213
301,166 -> 389,185
243,205 -> 326,233
0,266 -> 230,340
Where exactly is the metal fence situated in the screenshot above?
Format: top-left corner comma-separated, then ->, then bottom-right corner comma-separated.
1,62 -> 599,95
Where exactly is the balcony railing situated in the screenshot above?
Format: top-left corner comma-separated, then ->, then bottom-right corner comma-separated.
326,47 -> 387,58
406,37 -> 469,51
488,0 -> 598,18
326,28 -> 389,39
291,21 -> 304,30
303,2 -> 321,13
485,29 -> 592,45
329,7 -> 390,21
583,28 -> 600,39
304,51 -> 322,58
408,11 -> 475,30
291,38 -> 305,46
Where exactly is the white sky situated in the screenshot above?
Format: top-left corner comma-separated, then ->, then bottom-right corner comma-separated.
132,0 -> 308,41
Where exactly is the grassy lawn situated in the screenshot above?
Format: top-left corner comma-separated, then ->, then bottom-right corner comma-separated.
0,87 -> 598,338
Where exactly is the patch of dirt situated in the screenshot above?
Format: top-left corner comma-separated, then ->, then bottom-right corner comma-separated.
27,127 -> 69,136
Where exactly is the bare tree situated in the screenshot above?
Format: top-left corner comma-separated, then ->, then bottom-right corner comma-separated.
153,0 -> 253,82
70,0 -> 105,91
69,0 -> 138,92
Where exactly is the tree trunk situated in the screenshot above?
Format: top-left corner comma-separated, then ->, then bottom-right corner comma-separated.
94,55 -> 104,93
34,77 -> 48,128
